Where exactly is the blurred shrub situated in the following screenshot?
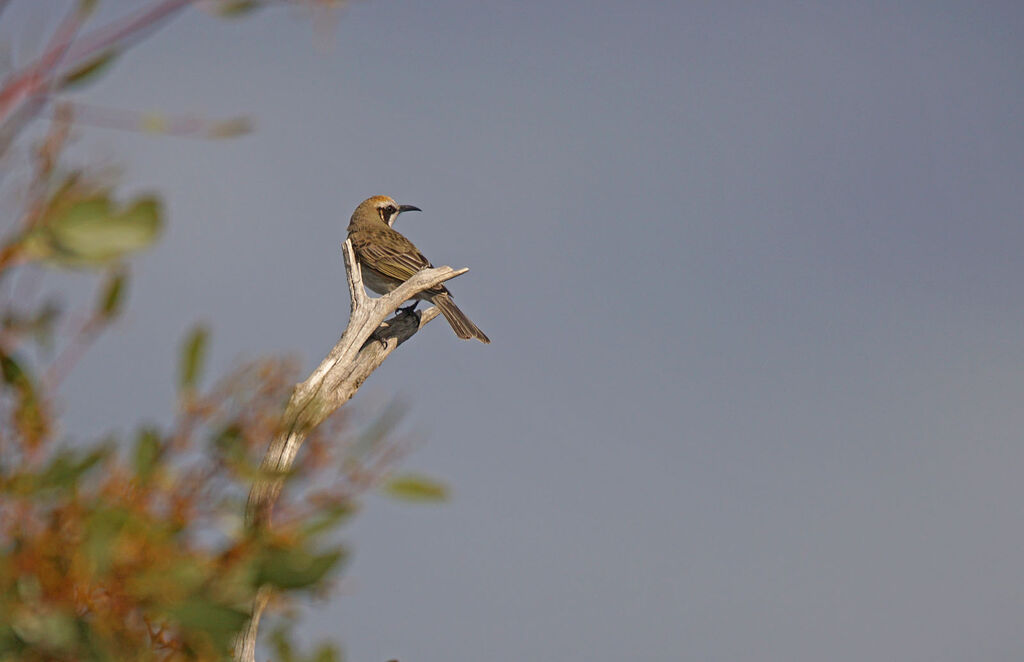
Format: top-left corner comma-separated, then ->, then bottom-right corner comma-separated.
0,2 -> 434,660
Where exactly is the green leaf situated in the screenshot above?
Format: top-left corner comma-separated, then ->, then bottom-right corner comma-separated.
207,116 -> 253,138
257,546 -> 345,590
97,270 -> 127,319
0,352 -> 48,447
166,599 -> 249,654
179,325 -> 208,392
35,446 -> 109,492
140,112 -> 167,134
0,352 -> 27,386
30,301 -> 60,350
2,300 -> 61,350
270,628 -> 297,662
210,422 -> 245,458
133,427 -> 162,481
217,1 -> 262,17
59,49 -> 118,89
381,473 -> 450,503
78,0 -> 99,18
16,574 -> 43,601
129,557 -> 208,604
9,608 -> 78,650
27,191 -> 163,267
268,629 -> 340,662
0,622 -> 24,655
302,501 -> 355,538
310,643 -> 341,662
55,195 -> 161,258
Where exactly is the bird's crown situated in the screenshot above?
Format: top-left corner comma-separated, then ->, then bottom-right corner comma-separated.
364,195 -> 398,208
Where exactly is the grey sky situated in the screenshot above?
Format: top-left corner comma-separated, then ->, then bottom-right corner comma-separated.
10,1 -> 1024,660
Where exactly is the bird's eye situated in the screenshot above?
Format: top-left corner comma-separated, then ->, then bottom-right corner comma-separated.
380,205 -> 396,221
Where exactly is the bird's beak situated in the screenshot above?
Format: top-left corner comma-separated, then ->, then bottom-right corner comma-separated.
398,204 -> 421,213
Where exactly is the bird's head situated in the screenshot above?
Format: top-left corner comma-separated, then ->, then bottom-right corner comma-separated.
351,195 -> 421,228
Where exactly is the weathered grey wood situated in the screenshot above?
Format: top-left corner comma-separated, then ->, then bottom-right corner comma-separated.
233,239 -> 468,662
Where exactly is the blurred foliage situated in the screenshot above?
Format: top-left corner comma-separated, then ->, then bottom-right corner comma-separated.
381,474 -> 450,503
59,50 -> 120,90
0,1 -> 442,660
21,179 -> 163,268
269,626 -> 343,662
179,325 -> 209,394
0,320 -> 381,660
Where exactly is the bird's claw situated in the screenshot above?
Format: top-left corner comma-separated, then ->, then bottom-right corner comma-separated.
369,303 -> 420,350
371,321 -> 391,349
371,328 -> 390,349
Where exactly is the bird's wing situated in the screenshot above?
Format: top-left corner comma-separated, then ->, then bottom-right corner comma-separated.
352,227 -> 433,282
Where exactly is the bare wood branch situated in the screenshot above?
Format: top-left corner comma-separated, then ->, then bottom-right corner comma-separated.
233,239 -> 465,662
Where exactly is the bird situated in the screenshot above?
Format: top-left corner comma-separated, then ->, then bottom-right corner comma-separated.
346,195 -> 490,344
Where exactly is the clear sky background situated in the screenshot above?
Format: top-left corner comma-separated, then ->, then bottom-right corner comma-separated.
6,1 -> 1024,661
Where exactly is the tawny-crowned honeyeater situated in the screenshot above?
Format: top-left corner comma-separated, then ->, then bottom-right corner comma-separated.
346,195 -> 490,344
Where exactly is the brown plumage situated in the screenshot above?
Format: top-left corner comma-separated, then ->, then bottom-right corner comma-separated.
347,195 -> 490,344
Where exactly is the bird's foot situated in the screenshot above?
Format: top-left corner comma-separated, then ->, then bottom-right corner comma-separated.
370,331 -> 390,349
370,320 -> 392,349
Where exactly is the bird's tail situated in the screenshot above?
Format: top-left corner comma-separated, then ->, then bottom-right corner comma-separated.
433,293 -> 490,344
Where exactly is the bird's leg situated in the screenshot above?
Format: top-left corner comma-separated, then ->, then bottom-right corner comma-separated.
370,325 -> 390,349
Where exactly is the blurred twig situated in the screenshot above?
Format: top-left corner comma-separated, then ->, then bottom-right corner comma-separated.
0,0 -> 193,157
44,101 -> 252,139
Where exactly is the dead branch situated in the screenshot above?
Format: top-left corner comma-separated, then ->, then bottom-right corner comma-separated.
233,238 -> 468,662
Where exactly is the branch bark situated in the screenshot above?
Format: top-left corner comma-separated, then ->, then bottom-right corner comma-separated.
233,238 -> 468,662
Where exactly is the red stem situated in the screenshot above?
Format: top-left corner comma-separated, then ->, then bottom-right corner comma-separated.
61,0 -> 195,72
0,0 -> 194,139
